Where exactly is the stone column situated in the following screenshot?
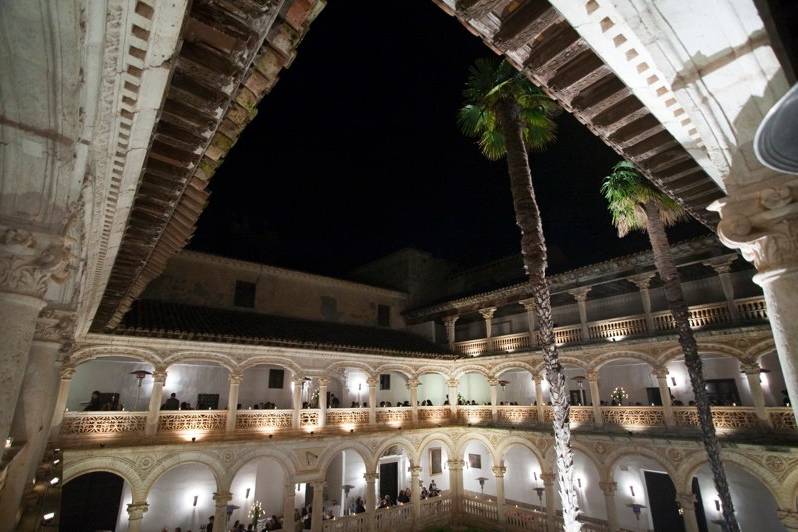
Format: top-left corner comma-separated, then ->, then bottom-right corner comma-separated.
0,228 -> 72,448
283,482 -> 296,531
213,491 -> 232,532
368,376 -> 378,425
778,509 -> 798,531
492,465 -> 506,525
225,372 -> 242,433
447,459 -> 464,514
410,465 -> 422,523
443,315 -> 459,351
541,472 -> 556,530
364,472 -> 379,530
599,481 -> 619,532
653,368 -> 675,428
126,502 -> 149,532
534,375 -> 545,424
292,377 -> 304,429
587,371 -> 603,427
741,363 -> 772,427
145,369 -> 167,436
710,181 -> 798,422
318,378 -> 328,428
489,378 -> 499,423
408,378 -> 419,424
50,366 -> 75,434
519,298 -> 537,347
568,287 -> 592,342
479,307 -> 497,353
0,338 -> 63,525
310,480 -> 325,532
629,272 -> 656,332
703,255 -> 740,321
447,378 -> 459,418
675,492 -> 700,532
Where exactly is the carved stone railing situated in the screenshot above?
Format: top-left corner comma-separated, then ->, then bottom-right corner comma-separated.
497,405 -> 538,425
419,494 -> 451,523
770,408 -> 797,430
236,409 -> 293,432
601,406 -> 665,427
374,503 -> 413,530
458,405 -> 493,425
323,512 -> 368,532
504,504 -> 549,530
376,407 -> 412,426
61,411 -> 147,435
158,410 -> 226,433
462,494 -> 498,522
300,408 -> 320,428
417,405 -> 451,423
673,406 -> 761,431
327,408 -> 370,427
453,296 -> 767,355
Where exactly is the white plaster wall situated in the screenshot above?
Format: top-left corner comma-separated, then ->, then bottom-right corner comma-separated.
599,361 -> 660,405
761,351 -> 787,406
341,371 -> 410,406
326,452 -> 344,512
694,462 -> 784,532
140,464 -> 217,532
228,458 -> 285,524
574,452 -> 604,519
115,481 -> 133,530
502,446 -> 541,505
418,374 -> 447,405
611,455 -> 667,532
462,440 -> 495,496
419,441 -> 449,492
458,373 -> 490,404
496,370 -> 534,405
239,365 -> 293,408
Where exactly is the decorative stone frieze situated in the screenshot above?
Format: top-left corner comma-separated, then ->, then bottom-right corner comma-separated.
0,227 -> 74,299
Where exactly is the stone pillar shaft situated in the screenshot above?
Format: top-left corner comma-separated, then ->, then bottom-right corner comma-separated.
676,492 -> 700,532
310,480 -> 325,532
225,374 -> 241,433
704,256 -> 739,321
408,379 -> 419,424
489,379 -> 498,423
493,466 -> 506,524
588,372 -> 603,427
368,378 -> 378,425
292,378 -> 303,429
447,460 -> 464,515
145,371 -> 166,436
318,378 -> 328,428
568,288 -> 591,342
655,370 -> 675,428
364,473 -> 378,530
126,503 -> 149,532
541,472 -> 556,530
629,273 -> 656,332
534,376 -> 545,424
743,365 -> 772,426
447,379 -> 459,418
283,483 -> 296,531
599,482 -> 618,532
443,316 -> 458,351
213,491 -> 232,532
410,466 -> 422,523
479,307 -> 497,352
520,298 -> 537,347
50,367 -> 74,434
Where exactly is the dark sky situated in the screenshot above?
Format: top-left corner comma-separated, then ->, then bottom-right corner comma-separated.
189,1 -> 708,277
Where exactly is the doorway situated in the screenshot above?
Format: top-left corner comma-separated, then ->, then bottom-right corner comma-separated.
60,472 -> 124,531
644,470 -> 685,532
379,462 -> 398,502
704,379 -> 740,405
646,387 -> 663,406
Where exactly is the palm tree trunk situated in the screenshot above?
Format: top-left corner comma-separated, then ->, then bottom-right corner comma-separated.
643,201 -> 740,532
498,97 -> 581,532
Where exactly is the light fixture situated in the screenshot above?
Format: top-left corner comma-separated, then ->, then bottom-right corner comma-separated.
671,377 -> 677,386
52,459 -> 60,465
715,499 -> 721,512
5,437 -> 12,449
50,477 -> 60,486
577,478 -> 582,489
193,495 -> 199,507
42,512 -> 55,521
629,485 -> 635,497
245,488 -> 251,499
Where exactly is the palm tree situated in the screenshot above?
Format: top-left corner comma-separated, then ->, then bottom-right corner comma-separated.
459,57 -> 581,531
601,160 -> 740,532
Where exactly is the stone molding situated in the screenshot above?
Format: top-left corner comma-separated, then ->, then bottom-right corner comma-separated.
0,227 -> 73,299
34,309 -> 76,343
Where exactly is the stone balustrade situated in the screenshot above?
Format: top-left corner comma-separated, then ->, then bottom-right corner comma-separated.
58,405 -> 797,441
453,296 -> 767,356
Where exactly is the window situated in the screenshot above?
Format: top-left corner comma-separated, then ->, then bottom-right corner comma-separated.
380,374 -> 391,390
377,304 -> 391,327
569,389 -> 587,406
234,280 -> 256,308
268,369 -> 285,389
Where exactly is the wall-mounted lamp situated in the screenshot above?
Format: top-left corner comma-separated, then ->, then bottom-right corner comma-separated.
629,485 -> 635,497
42,512 -> 55,522
715,499 -> 721,512
671,377 -> 677,387
5,437 -> 12,449
577,478 -> 582,489
52,459 -> 60,465
49,477 -> 60,486
193,495 -> 199,507
245,488 -> 251,499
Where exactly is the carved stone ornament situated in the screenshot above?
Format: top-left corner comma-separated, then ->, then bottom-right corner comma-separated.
34,309 -> 76,342
710,178 -> 798,275
0,227 -> 74,298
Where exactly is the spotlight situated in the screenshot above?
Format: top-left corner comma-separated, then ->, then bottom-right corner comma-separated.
191,437 -> 196,443
42,512 -> 55,523
350,429 -> 354,433
52,459 -> 60,465
268,434 -> 273,439
50,477 -> 60,486
309,431 -> 314,435
193,495 -> 198,507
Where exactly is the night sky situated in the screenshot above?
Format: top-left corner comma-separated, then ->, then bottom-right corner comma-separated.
189,1 -> 708,277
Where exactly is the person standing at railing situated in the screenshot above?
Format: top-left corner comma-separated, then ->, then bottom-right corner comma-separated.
162,392 -> 179,410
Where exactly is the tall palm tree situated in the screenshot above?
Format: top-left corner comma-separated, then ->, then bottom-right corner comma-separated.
459,57 -> 581,531
601,160 -> 740,532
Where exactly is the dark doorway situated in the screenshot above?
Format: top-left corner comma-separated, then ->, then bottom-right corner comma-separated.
692,477 -> 709,532
379,462 -> 398,502
569,390 -> 587,406
647,387 -> 663,406
644,470 -> 685,532
704,379 -> 741,405
60,472 -> 124,531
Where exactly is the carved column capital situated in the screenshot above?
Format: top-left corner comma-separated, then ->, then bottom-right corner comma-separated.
540,472 -> 556,485
586,370 -> 598,382
446,459 -> 464,471
152,369 -> 168,384
406,378 -> 419,388
567,286 -> 591,302
478,307 -> 497,319
488,378 -> 500,387
317,377 -> 329,387
702,255 -> 738,274
59,366 -> 76,380
229,372 -> 244,385
213,491 -> 233,506
127,502 -> 149,520
410,465 -> 422,476
709,177 -> 798,277
598,481 -> 617,495
675,492 -> 696,509
364,472 -> 379,482
777,509 -> 798,529
367,376 -> 378,387
652,367 -> 669,379
740,363 -> 763,375
491,465 -> 506,478
309,479 -> 326,489
0,226 -> 75,299
628,272 -> 656,289
34,309 -> 76,343
442,315 -> 459,326
519,297 -> 536,311
446,378 -> 459,388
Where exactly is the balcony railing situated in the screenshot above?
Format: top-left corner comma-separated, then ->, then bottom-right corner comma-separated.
453,296 -> 767,356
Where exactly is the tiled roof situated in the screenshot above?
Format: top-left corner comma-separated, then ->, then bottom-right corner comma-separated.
116,300 -> 455,359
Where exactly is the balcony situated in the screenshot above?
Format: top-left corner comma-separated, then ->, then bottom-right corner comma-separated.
453,296 -> 767,356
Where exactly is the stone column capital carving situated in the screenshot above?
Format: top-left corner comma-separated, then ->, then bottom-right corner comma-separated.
213,491 -> 233,506
777,509 -> 798,529
446,378 -> 459,388
488,378 -> 499,387
317,377 -> 329,387
410,465 -> 422,476
309,479 -> 326,489
0,226 -> 75,299
491,465 -> 506,478
628,272 -> 656,289
292,376 -> 306,386
652,367 -> 669,379
519,297 -> 536,311
540,472 -> 556,485
127,502 -> 149,520
442,315 -> 459,326
446,459 -> 464,471
34,309 -> 76,343
364,472 -> 379,482
567,286 -> 591,302
740,363 -> 762,375
478,307 -> 497,319
367,376 -> 378,387
406,378 -> 419,388
229,372 -> 243,385
709,177 -> 798,276
598,481 -> 617,495
152,369 -> 168,384
675,492 -> 696,508
702,255 -> 738,274
59,366 -> 76,380
586,371 -> 598,382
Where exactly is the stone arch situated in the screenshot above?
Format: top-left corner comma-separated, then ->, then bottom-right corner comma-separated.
225,446 -> 298,488
417,431 -> 457,458
749,337 -> 777,363
542,440 -> 604,478
317,440 -> 374,476
63,456 -> 147,502
495,435 -> 545,466
325,360 -> 376,378
69,345 -> 162,368
558,356 -> 590,370
659,342 -> 746,365
589,350 -> 660,372
373,363 -> 415,380
491,361 -> 538,379
452,364 -> 491,379
163,351 -> 239,374
602,445 -> 680,485
371,436 -> 419,472
142,451 -> 227,496
677,451 -> 788,508
414,365 -> 452,378
454,432 -> 498,464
